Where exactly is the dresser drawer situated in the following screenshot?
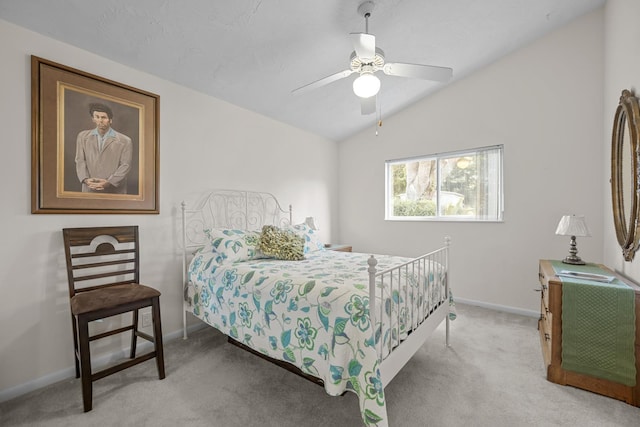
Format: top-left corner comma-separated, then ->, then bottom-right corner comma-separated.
539,298 -> 552,343
538,310 -> 552,367
538,264 -> 550,310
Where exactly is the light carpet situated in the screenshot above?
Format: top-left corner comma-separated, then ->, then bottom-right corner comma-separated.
1,304 -> 639,426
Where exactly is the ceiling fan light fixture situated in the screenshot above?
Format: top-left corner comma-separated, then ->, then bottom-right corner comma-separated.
353,73 -> 380,98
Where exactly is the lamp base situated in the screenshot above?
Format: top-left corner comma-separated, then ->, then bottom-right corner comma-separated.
562,235 -> 586,265
562,255 -> 586,265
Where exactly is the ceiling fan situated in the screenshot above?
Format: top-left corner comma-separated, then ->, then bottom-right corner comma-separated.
291,1 -> 453,115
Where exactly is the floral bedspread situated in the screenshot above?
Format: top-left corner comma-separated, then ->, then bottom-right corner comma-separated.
187,249 -> 448,426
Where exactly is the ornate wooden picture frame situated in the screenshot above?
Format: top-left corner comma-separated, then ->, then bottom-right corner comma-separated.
31,56 -> 159,214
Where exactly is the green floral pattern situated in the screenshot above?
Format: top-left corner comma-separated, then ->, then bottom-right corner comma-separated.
201,228 -> 267,263
188,250 -> 448,427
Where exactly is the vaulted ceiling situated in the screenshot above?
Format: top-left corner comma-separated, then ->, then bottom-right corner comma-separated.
0,0 -> 605,141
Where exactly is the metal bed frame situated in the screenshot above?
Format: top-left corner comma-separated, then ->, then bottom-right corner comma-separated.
180,189 -> 451,390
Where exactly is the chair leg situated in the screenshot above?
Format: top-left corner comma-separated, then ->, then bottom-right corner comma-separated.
152,298 -> 166,379
71,315 -> 80,378
77,316 -> 93,412
130,309 -> 139,359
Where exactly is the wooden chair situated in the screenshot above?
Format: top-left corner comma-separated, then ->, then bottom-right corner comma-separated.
62,226 -> 165,412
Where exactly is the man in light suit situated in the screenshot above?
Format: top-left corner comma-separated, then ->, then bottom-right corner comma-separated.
75,103 -> 133,194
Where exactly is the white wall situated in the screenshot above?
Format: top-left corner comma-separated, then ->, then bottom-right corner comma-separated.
338,9 -> 605,314
603,0 -> 640,278
4,2 -> 631,403
0,19 -> 338,399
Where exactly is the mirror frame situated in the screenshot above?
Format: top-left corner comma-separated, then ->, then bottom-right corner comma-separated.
611,89 -> 640,261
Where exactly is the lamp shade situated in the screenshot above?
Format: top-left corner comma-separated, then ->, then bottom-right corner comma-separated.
353,73 -> 380,98
555,215 -> 591,237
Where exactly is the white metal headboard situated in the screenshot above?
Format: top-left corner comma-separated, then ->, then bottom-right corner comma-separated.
181,190 -> 292,250
181,189 -> 292,306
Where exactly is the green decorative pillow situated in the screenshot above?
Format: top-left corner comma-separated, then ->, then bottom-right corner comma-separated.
258,225 -> 305,261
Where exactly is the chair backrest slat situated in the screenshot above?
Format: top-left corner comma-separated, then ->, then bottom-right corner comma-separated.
72,268 -> 137,282
64,227 -> 137,246
71,248 -> 136,259
63,226 -> 140,298
74,280 -> 137,293
71,258 -> 134,271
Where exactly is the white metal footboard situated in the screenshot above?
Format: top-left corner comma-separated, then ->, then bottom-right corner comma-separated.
369,236 -> 451,386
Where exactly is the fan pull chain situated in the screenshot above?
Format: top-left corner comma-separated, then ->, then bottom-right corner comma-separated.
375,99 -> 383,136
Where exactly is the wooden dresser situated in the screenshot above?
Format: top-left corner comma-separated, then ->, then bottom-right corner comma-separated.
538,259 -> 640,406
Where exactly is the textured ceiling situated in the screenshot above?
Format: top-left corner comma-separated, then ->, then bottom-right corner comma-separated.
0,0 -> 605,141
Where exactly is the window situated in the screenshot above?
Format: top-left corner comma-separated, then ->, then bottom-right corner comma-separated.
385,145 -> 503,221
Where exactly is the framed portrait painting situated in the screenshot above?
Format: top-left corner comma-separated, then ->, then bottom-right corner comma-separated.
31,56 -> 159,214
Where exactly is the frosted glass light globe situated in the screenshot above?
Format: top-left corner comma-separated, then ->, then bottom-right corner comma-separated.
353,73 -> 380,98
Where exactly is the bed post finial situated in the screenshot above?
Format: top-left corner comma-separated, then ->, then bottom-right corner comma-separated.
444,235 -> 451,247
367,255 -> 378,270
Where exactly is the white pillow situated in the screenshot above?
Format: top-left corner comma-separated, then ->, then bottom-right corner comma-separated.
288,223 -> 325,253
201,228 -> 267,263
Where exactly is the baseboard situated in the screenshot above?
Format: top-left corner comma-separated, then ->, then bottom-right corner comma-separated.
455,297 -> 539,318
0,322 -> 207,404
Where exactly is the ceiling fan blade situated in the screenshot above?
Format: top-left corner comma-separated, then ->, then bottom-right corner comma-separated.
361,96 -> 376,115
292,69 -> 354,95
350,32 -> 376,59
383,62 -> 453,82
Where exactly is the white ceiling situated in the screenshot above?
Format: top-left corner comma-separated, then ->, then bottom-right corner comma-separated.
0,0 -> 605,141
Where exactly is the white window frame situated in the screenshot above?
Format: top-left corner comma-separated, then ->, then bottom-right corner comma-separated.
385,145 -> 504,222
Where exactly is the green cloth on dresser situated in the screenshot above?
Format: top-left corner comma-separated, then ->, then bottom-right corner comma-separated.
551,261 -> 636,386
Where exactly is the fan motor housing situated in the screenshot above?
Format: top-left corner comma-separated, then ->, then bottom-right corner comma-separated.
350,48 -> 385,73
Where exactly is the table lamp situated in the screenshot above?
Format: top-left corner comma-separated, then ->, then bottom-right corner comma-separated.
555,214 -> 591,265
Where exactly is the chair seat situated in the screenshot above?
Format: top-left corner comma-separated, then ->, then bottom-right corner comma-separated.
71,284 -> 161,315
